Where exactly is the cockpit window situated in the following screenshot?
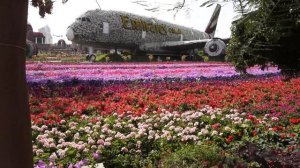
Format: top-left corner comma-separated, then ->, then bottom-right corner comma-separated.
76,17 -> 91,22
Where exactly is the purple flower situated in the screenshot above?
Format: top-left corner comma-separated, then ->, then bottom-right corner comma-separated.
73,163 -> 81,168
73,159 -> 89,168
26,62 -> 280,84
81,159 -> 89,166
93,152 -> 100,160
36,160 -> 47,168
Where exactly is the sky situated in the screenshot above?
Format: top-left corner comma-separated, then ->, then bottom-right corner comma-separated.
27,0 -> 237,44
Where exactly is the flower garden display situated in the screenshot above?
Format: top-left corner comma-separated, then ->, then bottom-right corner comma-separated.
27,62 -> 300,168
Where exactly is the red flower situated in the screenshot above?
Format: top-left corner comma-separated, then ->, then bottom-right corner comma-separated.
226,135 -> 234,143
290,118 -> 300,124
212,123 -> 220,129
248,115 -> 255,120
289,133 -> 296,138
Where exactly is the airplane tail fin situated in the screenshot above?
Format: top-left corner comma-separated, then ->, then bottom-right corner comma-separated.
205,4 -> 221,38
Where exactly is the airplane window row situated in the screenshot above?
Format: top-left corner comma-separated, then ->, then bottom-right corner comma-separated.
77,17 -> 91,22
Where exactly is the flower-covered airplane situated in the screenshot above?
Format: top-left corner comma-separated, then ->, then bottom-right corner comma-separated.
66,4 -> 228,61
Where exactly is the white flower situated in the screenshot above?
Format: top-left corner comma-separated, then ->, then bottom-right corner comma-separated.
84,126 -> 91,133
36,149 -> 44,156
59,133 -> 66,138
97,139 -> 104,145
211,114 -> 216,120
49,152 -> 57,160
234,117 -> 241,121
189,127 -> 196,133
68,122 -> 77,127
31,125 -> 39,130
88,137 -> 95,144
155,134 -> 160,140
57,149 -> 66,158
70,126 -> 76,130
224,126 -> 231,131
121,147 -> 128,152
74,133 -> 80,140
57,144 -> 63,149
200,128 -> 209,135
149,130 -> 155,136
51,128 -> 57,133
41,125 -> 48,130
136,141 -> 142,148
93,125 -> 100,129
169,125 -> 175,130
105,137 -> 113,142
174,127 -> 183,132
114,122 -> 122,128
49,143 -> 56,148
211,130 -> 218,136
241,124 -> 248,128
104,142 -> 111,146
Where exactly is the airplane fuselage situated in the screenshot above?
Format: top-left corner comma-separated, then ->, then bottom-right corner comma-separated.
67,10 -> 211,54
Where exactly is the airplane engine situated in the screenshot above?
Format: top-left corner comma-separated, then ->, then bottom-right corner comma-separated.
204,38 -> 226,57
26,40 -> 38,58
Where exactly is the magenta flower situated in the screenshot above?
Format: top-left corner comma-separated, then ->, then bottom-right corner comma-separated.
93,152 -> 100,160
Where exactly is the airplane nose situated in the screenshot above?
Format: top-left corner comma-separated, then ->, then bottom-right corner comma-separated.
66,28 -> 74,41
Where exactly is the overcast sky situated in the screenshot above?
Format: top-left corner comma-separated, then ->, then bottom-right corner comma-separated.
27,0 -> 237,44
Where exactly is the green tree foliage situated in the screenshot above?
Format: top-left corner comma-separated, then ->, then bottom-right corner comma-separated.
31,0 -> 69,17
226,0 -> 300,78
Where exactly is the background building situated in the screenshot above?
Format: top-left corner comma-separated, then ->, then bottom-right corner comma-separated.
38,25 -> 53,44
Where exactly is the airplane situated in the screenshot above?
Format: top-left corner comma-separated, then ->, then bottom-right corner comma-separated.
66,4 -> 228,61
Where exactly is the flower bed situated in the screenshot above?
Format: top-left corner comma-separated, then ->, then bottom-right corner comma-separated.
27,62 -> 300,168
32,106 -> 300,167
26,62 -> 279,83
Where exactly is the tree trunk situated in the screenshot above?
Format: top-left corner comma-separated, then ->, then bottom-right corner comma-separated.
0,0 -> 33,167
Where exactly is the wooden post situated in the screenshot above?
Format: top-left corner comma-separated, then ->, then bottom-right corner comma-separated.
0,0 -> 33,167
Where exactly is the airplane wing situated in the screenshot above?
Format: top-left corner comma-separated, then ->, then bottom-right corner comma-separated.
139,37 -> 231,58
139,39 -> 210,51
139,38 -> 230,51
160,39 -> 209,50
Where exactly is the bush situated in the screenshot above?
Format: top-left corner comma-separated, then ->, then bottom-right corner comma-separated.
159,144 -> 223,168
95,54 -> 109,62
